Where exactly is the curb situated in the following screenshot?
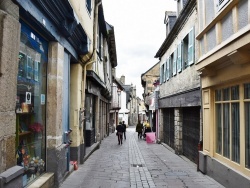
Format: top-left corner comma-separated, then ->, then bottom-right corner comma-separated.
82,141 -> 101,164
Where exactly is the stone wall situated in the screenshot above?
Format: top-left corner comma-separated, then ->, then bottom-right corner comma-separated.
0,1 -> 20,173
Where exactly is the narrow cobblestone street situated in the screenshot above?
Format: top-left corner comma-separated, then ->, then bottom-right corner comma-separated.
60,127 -> 224,188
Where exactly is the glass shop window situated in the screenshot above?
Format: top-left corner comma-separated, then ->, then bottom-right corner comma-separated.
16,22 -> 48,187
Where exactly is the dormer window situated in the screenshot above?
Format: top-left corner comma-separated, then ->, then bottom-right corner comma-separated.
176,0 -> 188,17
216,0 -> 230,11
164,12 -> 176,37
86,0 -> 92,15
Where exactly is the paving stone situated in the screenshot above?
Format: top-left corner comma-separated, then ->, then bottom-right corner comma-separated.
60,127 -> 224,188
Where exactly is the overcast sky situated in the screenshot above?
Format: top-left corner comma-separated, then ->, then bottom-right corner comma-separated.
102,0 -> 177,98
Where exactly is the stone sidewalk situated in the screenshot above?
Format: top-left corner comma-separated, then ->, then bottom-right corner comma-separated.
60,127 -> 224,188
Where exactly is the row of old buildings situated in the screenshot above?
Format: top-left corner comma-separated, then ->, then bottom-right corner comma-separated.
141,0 -> 250,187
0,0 -> 126,187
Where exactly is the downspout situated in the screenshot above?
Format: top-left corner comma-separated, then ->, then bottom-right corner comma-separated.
80,0 -> 102,110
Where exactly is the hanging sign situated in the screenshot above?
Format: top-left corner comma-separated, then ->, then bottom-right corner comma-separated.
26,92 -> 31,104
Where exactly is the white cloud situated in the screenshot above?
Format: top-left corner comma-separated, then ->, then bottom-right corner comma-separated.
102,0 -> 177,97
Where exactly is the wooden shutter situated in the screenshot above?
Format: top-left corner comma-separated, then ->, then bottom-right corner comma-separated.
188,27 -> 194,65
160,65 -> 163,84
173,50 -> 177,76
163,63 -> 166,82
177,42 -> 182,73
166,58 -> 170,81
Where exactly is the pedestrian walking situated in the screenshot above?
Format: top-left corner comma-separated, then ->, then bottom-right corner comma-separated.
116,122 -> 124,145
136,121 -> 143,139
122,121 -> 127,140
144,120 -> 151,136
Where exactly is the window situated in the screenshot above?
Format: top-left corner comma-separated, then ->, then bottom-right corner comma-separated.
177,0 -> 187,16
173,49 -> 177,76
17,21 -> 48,186
96,24 -> 99,53
215,86 -> 240,163
166,58 -> 170,81
162,63 -> 166,82
244,83 -> 250,169
160,64 -> 164,84
99,33 -> 103,60
182,28 -> 195,68
169,53 -> 173,78
183,34 -> 189,68
216,0 -> 230,11
86,0 -> 92,14
188,27 -> 194,65
177,42 -> 182,73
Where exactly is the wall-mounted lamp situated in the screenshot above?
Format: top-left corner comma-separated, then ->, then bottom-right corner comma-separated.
65,128 -> 73,136
64,140 -> 73,148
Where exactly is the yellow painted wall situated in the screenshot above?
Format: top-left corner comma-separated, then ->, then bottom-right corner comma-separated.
70,64 -> 83,146
201,63 -> 250,176
69,0 -> 94,54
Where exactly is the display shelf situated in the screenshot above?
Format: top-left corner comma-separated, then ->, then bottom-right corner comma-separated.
19,131 -> 32,136
16,112 -> 35,115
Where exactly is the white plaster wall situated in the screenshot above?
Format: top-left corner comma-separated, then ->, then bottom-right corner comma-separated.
159,8 -> 200,98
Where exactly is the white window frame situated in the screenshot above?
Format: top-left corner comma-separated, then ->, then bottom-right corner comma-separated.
166,58 -> 170,81
160,65 -> 163,84
96,24 -> 99,53
100,33 -> 103,60
173,49 -> 177,76
177,42 -> 183,73
216,0 -> 230,11
86,0 -> 92,15
163,63 -> 166,83
188,27 -> 194,65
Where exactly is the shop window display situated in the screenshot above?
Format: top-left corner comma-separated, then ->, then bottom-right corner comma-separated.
16,21 -> 48,187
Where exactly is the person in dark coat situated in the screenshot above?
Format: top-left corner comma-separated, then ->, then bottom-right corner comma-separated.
136,121 -> 143,139
122,121 -> 127,140
116,122 -> 124,145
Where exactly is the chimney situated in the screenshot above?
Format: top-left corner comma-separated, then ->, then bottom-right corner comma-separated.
112,68 -> 116,77
120,75 -> 125,84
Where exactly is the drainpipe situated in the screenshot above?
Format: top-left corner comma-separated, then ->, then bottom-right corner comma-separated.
80,0 -> 102,110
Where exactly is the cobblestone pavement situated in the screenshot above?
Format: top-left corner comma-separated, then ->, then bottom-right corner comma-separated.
60,126 -> 225,188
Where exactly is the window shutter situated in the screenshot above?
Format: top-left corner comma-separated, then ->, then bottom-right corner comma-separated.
96,24 -> 99,53
160,65 -> 163,84
166,58 -> 169,80
163,63 -> 166,82
188,27 -> 194,65
100,34 -> 103,60
173,50 -> 177,76
165,60 -> 168,82
177,42 -> 182,73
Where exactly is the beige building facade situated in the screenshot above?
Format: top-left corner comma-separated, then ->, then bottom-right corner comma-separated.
141,62 -> 160,133
155,0 -> 201,164
196,0 -> 250,187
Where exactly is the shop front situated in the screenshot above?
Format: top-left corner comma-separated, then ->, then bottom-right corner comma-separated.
16,21 -> 48,187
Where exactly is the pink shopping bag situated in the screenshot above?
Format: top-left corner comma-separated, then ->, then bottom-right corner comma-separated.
146,132 -> 155,143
